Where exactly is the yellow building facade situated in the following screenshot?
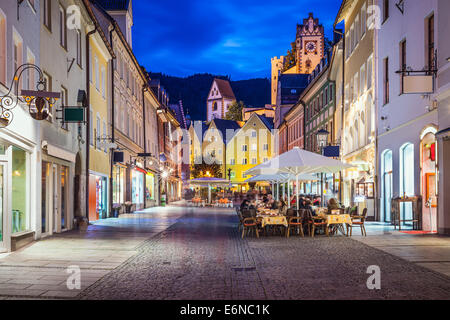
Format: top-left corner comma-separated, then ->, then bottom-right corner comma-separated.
88,32 -> 113,221
226,114 -> 274,191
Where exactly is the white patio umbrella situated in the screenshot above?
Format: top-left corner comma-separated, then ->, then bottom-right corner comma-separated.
245,147 -> 353,209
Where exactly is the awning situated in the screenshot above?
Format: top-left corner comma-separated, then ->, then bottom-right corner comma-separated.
133,167 -> 147,174
42,141 -> 76,163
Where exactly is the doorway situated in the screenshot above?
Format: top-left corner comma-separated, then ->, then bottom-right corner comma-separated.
0,162 -> 7,252
42,162 -> 69,235
381,150 -> 393,222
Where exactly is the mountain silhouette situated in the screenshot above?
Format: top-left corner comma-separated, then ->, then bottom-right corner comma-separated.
148,72 -> 271,121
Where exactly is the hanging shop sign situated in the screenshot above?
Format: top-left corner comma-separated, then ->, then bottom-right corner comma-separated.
397,58 -> 437,95
113,151 -> 124,163
0,64 -> 60,128
323,145 -> 340,158
402,75 -> 434,94
63,107 -> 85,123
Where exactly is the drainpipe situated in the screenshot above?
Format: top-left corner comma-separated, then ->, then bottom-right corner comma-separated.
85,25 -> 97,223
333,27 -> 345,205
109,23 -> 116,217
142,84 -> 148,207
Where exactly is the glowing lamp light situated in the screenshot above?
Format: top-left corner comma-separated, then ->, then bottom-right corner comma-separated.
316,129 -> 329,148
162,171 -> 168,178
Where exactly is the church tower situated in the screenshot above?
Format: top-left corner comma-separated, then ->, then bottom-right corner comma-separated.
295,13 -> 324,74
271,56 -> 285,105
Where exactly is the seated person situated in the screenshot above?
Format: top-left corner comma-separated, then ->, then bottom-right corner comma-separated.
279,200 -> 287,215
304,200 -> 316,216
240,199 -> 250,211
290,195 -> 297,207
270,199 -> 279,210
249,200 -> 257,210
327,198 -> 340,213
313,197 -> 321,206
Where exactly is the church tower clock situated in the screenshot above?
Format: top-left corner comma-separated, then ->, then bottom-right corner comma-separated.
295,13 -> 324,74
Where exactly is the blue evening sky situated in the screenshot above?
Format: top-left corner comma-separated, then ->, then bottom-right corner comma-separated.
132,0 -> 343,80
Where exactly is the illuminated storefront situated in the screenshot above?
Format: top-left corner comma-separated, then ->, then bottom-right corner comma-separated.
132,168 -> 145,210
0,136 -> 39,252
112,165 -> 126,206
420,126 -> 438,232
145,171 -> 156,206
89,173 -> 108,221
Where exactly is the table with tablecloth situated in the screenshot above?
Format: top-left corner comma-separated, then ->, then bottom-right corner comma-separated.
257,215 -> 288,228
313,213 -> 352,236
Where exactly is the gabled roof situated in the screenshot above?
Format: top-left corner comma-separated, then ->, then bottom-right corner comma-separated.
334,0 -> 355,26
95,0 -> 130,11
256,114 -> 274,131
213,78 -> 236,100
210,119 -> 242,144
169,102 -> 187,129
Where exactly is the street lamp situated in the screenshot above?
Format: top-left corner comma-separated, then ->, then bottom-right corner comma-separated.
316,128 -> 329,207
316,129 -> 330,152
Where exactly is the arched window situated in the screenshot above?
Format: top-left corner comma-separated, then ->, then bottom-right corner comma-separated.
381,149 -> 393,222
212,101 -> 218,111
400,143 -> 414,223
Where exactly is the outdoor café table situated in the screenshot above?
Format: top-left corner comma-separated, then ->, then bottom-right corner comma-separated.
314,213 -> 352,236
257,215 -> 288,228
256,210 -> 288,236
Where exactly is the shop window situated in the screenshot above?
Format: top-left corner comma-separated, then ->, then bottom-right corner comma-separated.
12,146 -> 28,234
400,143 -> 414,223
381,149 -> 393,222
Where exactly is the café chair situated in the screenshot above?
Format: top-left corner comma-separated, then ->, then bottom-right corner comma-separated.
347,208 -> 368,236
310,211 -> 329,237
286,216 -> 304,238
241,209 -> 259,239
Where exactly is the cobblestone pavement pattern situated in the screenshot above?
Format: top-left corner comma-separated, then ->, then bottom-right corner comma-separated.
80,206 -> 450,300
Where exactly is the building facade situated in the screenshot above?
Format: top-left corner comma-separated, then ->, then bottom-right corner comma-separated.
226,114 -> 274,191
39,0 -> 96,236
87,10 -> 114,222
436,0 -> 450,235
206,78 -> 236,122
91,0 -> 148,212
0,0 -> 41,252
375,0 -> 439,230
336,0 -> 377,220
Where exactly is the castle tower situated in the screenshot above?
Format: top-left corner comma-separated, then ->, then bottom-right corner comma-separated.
271,56 -> 285,105
295,13 -> 324,74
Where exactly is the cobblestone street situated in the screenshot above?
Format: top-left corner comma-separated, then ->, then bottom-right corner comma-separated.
81,206 -> 450,300
2,205 -> 450,300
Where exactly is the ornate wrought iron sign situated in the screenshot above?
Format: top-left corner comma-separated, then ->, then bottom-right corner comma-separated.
0,63 -> 60,128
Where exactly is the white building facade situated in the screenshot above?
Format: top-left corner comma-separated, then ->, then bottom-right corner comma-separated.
376,0 -> 439,231
435,0 -> 450,235
38,0 -> 93,239
206,78 -> 236,122
0,0 -> 41,251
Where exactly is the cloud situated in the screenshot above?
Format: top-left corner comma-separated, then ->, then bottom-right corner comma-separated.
133,0 -> 342,80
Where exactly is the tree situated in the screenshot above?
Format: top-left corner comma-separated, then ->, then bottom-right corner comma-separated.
282,42 -> 297,72
190,161 -> 222,179
324,36 -> 334,53
225,100 -> 245,121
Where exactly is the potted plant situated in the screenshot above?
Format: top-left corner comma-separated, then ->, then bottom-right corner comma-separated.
112,203 -> 122,218
124,201 -> 133,213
